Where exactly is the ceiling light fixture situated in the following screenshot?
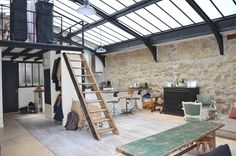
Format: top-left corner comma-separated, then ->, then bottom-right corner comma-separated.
77,0 -> 96,16
96,26 -> 107,53
96,46 -> 107,53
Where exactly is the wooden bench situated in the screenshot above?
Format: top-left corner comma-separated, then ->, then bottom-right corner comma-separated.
116,121 -> 224,156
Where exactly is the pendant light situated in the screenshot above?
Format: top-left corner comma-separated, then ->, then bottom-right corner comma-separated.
96,26 -> 107,53
77,0 -> 96,16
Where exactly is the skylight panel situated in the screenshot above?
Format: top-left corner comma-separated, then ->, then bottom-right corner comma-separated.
100,0 -> 125,11
53,7 -> 80,22
71,27 -> 79,32
84,33 -> 101,45
100,25 -> 128,40
62,18 -> 76,26
118,16 -> 151,36
171,0 -> 203,23
135,8 -> 170,31
56,0 -> 79,10
104,23 -> 135,39
92,27 -> 122,42
53,21 -> 67,30
145,4 -> 181,29
158,0 -> 193,26
195,0 -> 222,19
126,12 -> 160,33
56,0 -> 101,22
54,3 -> 94,24
75,14 -> 95,23
85,33 -> 106,45
116,0 -> 135,7
88,15 -> 101,21
86,30 -> 115,44
90,0 -> 116,14
211,0 -> 236,16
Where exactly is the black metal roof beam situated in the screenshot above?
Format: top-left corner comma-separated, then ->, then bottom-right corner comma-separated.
0,40 -> 83,51
2,60 -> 42,64
11,48 -> 33,61
67,0 -> 162,38
104,15 -> 236,53
72,0 -> 157,61
2,47 -> 14,57
23,50 -> 50,61
34,57 -> 42,61
233,0 -> 236,6
5,53 -> 38,57
53,32 -> 106,66
186,0 -> 224,55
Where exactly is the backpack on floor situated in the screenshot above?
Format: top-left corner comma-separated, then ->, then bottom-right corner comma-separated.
65,111 -> 79,131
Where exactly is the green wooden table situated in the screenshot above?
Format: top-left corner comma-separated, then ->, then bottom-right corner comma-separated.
116,121 -> 224,156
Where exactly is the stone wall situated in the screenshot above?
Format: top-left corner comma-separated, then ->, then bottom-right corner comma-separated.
103,35 -> 236,110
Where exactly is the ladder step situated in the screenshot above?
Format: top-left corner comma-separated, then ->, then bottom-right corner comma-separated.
72,67 -> 88,69
98,127 -> 115,134
69,59 -> 84,62
78,83 -> 95,85
66,52 -> 82,55
76,75 -> 92,77
93,118 -> 111,123
86,100 -> 103,103
82,91 -> 98,94
90,108 -> 108,113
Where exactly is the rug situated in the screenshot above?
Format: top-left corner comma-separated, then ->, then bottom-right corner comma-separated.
216,118 -> 236,140
17,114 -> 180,156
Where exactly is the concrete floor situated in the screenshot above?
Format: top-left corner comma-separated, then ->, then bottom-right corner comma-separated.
0,110 -> 236,156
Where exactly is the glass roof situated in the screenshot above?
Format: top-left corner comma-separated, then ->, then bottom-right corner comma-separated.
0,0 -> 236,50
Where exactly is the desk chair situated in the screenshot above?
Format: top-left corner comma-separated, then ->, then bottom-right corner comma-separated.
107,92 -> 120,115
182,102 -> 214,154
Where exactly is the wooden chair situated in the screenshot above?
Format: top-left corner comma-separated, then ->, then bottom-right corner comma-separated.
151,93 -> 164,113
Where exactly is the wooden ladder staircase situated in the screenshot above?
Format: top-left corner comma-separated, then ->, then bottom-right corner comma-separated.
63,52 -> 119,140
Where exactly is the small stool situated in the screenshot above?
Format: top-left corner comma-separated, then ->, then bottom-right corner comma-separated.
130,97 -> 142,112
107,100 -> 120,115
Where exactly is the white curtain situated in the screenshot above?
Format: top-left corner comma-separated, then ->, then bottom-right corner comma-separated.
27,0 -> 36,42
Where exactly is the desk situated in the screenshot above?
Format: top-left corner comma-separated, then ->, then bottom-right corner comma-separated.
116,121 -> 224,156
120,97 -> 141,114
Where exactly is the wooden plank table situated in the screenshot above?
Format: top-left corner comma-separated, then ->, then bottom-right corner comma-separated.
116,121 -> 224,156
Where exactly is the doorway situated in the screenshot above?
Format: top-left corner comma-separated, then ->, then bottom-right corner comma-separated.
2,61 -> 19,113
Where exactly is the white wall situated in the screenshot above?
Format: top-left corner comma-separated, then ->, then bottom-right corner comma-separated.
18,87 -> 35,108
18,87 -> 45,112
0,49 -> 3,128
61,51 -> 80,126
43,51 -> 60,120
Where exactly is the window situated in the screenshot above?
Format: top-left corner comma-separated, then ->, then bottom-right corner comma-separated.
19,63 -> 44,87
